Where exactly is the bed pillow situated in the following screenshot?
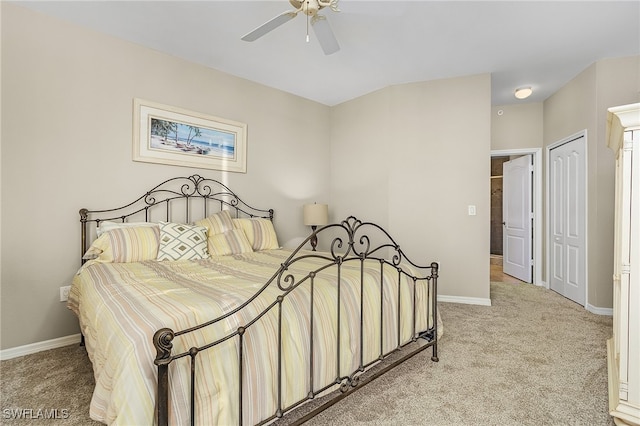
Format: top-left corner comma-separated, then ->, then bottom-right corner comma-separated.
96,220 -> 157,237
195,210 -> 235,235
157,222 -> 209,261
82,239 -> 107,261
233,218 -> 279,251
83,226 -> 160,263
195,210 -> 237,255
208,228 -> 254,256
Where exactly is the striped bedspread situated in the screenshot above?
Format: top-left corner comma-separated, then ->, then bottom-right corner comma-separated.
69,249 -> 435,425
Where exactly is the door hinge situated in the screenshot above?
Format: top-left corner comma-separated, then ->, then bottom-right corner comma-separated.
530,258 -> 534,266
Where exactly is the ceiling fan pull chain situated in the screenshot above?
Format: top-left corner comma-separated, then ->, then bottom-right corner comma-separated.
306,5 -> 310,42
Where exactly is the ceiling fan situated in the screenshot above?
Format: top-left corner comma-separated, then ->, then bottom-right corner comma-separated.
241,0 -> 341,55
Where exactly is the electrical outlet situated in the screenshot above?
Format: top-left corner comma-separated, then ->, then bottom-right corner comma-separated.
59,286 -> 71,302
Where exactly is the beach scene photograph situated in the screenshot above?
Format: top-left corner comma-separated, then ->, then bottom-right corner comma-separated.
149,117 -> 236,159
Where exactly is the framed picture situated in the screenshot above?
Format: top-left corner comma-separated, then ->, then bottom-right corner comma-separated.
133,98 -> 247,173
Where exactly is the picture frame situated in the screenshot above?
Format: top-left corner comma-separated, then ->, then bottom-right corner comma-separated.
133,98 -> 247,173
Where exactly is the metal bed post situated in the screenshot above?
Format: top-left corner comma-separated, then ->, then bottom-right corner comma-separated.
430,262 -> 439,362
153,328 -> 175,426
79,209 -> 89,266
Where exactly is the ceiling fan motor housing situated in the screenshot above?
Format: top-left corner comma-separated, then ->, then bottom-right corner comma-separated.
290,0 -> 325,16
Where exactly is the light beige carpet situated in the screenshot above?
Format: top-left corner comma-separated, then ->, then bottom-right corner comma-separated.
0,282 -> 613,425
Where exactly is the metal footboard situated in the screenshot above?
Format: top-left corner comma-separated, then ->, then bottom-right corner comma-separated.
153,216 -> 439,426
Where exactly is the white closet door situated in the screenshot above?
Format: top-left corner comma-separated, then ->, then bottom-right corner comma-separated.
548,135 -> 586,306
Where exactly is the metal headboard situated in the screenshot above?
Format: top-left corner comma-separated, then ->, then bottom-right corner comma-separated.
79,174 -> 274,263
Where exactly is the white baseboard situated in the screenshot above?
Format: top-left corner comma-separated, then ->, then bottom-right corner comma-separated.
534,281 -> 611,316
438,295 -> 492,306
0,334 -> 82,361
586,303 -> 613,316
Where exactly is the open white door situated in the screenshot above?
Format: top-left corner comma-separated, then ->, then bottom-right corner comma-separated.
503,155 -> 533,283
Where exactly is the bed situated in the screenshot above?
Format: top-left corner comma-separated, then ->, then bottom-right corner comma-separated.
69,175 -> 441,425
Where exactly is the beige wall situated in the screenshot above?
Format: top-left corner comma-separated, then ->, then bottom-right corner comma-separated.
331,75 -> 492,301
1,4 -> 331,349
543,55 -> 640,309
592,56 -> 640,308
329,88 -> 392,225
0,3 -> 3,348
491,103 -> 543,151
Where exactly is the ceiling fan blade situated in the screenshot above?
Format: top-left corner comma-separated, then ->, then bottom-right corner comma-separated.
311,15 -> 340,55
241,10 -> 297,42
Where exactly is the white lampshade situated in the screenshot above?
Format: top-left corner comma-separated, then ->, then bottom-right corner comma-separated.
303,203 -> 329,226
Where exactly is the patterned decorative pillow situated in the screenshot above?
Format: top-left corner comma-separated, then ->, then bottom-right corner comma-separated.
83,226 -> 160,263
157,222 -> 209,261
233,218 -> 280,251
195,210 -> 235,235
208,228 -> 254,256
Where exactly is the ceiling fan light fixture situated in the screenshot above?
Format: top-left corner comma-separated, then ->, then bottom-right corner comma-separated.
514,87 -> 533,100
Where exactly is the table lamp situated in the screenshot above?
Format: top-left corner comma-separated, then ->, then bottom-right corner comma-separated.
303,203 -> 328,251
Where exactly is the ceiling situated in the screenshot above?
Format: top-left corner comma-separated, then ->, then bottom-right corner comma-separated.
14,1 -> 640,106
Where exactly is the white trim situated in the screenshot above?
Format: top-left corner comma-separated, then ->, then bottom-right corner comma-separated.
587,304 -> 613,316
491,148 -> 543,287
438,295 -> 492,306
0,334 -> 82,361
545,130 -> 589,308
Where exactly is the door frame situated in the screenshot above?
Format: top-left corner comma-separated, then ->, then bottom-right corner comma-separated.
491,148 -> 542,286
545,130 -> 588,306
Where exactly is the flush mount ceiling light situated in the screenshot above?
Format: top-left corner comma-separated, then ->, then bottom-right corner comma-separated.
514,87 -> 533,100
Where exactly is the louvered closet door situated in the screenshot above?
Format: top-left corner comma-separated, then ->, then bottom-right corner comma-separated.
548,135 -> 586,306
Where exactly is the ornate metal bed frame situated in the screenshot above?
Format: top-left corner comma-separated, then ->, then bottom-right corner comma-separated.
80,175 -> 274,260
78,175 -> 439,426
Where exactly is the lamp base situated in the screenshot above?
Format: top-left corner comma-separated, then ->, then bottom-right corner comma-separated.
310,225 -> 318,251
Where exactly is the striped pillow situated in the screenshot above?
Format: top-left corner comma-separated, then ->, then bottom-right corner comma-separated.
233,218 -> 279,251
96,221 -> 157,237
208,228 -> 254,256
195,210 -> 234,235
157,222 -> 209,261
84,226 -> 160,263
